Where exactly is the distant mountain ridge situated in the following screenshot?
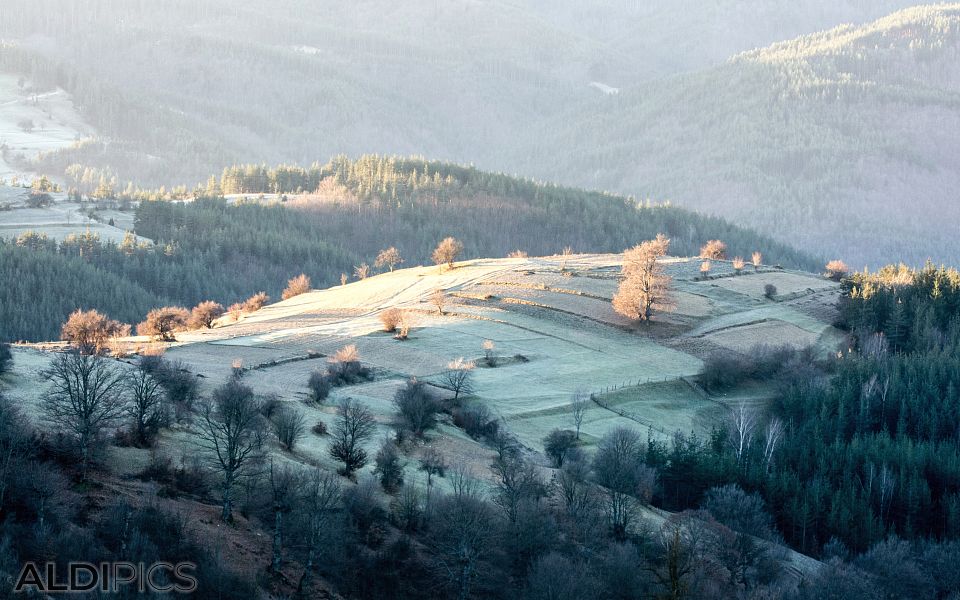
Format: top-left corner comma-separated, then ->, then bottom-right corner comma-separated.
517,4 -> 960,267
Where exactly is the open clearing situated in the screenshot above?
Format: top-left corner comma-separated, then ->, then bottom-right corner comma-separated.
0,74 -> 94,182
0,194 -> 145,243
6,254 -> 840,477
152,255 -> 839,456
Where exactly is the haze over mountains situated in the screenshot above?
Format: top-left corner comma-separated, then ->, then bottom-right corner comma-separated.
0,1 -> 957,266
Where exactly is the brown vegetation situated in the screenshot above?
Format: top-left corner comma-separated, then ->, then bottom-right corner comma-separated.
281,273 -> 311,300
379,307 -> 403,333
826,259 -> 850,281
188,301 -> 225,329
700,240 -> 728,259
243,292 -> 270,312
612,234 -> 674,322
137,306 -> 190,341
374,247 -> 403,272
60,309 -> 129,354
432,236 -> 464,270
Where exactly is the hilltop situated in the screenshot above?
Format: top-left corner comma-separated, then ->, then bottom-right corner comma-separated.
6,252 -> 842,460
0,156 -> 817,343
517,4 -> 960,267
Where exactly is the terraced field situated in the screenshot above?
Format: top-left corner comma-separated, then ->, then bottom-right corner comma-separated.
147,255 -> 843,456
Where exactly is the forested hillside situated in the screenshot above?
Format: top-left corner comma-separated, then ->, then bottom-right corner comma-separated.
0,157 -> 816,342
519,5 -> 960,267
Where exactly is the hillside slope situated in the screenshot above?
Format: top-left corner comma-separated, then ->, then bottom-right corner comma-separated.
0,0 -> 925,190
517,4 -> 960,267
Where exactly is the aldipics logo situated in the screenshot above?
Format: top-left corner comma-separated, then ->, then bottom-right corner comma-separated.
13,562 -> 197,594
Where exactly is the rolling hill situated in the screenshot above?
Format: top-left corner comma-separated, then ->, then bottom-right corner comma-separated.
0,156 -> 818,343
3,252 -> 836,587
517,5 -> 960,267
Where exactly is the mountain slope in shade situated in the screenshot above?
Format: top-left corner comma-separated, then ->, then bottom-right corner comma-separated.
517,5 -> 960,267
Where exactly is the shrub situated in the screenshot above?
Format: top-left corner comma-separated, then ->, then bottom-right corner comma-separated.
543,429 -> 578,468
764,283 -> 777,299
699,352 -> 749,391
308,369 -> 331,402
259,394 -> 283,419
380,307 -> 403,333
699,260 -> 712,279
700,344 -> 800,391
453,403 -> 499,439
312,421 -> 328,436
139,356 -> 199,412
507,249 -> 528,258
327,344 -> 371,385
282,273 -> 311,300
732,257 -> 745,274
826,260 -> 850,281
274,408 -> 307,452
700,239 -> 727,259
394,379 -> 441,437
482,339 -> 498,367
374,439 -> 404,493
354,263 -> 370,280
61,309 -> 128,354
137,307 -> 189,341
188,301 -> 225,329
243,291 -> 270,312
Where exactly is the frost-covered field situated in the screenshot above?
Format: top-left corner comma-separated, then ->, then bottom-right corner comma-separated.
152,255 -> 839,455
4,255 -> 841,487
0,74 -> 94,181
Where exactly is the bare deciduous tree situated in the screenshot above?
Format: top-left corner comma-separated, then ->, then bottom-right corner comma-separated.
425,489 -> 495,600
570,390 -> 589,440
268,460 -> 302,573
751,252 -> 762,271
432,236 -> 464,271
297,467 -> 342,593
61,309 -> 128,354
394,379 -> 441,437
419,447 -> 447,487
126,364 -> 166,446
0,395 -> 33,508
354,263 -> 370,280
281,273 -> 311,300
41,353 -> 128,479
431,288 -> 446,315
592,426 -> 655,540
762,417 -> 784,474
374,438 -> 404,493
188,301 -> 225,329
197,378 -> 265,521
137,306 -> 189,341
329,398 -> 377,476
612,235 -> 674,322
728,402 -> 758,469
441,358 -> 475,405
375,247 -> 403,272
700,239 -> 727,259
274,407 -> 307,452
